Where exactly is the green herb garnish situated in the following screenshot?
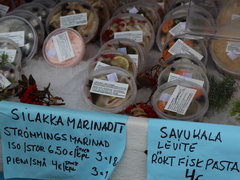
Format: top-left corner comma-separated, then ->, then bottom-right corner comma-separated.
230,100 -> 240,121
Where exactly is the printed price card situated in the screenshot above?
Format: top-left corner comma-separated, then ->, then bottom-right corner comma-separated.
0,101 -> 128,180
147,119 -> 240,180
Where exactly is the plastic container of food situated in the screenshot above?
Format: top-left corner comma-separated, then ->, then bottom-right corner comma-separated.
16,2 -> 49,25
0,15 -> 38,62
162,54 -> 207,73
83,66 -> 137,113
210,37 -> 240,78
161,35 -> 208,66
7,9 -> 45,48
100,13 -> 155,52
158,61 -> 209,93
0,38 -> 22,93
98,38 -> 145,73
42,28 -> 86,67
113,1 -> 162,31
46,0 -> 99,43
89,50 -> 138,78
152,81 -> 209,121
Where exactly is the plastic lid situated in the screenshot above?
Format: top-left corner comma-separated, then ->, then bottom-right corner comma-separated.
42,28 -> 86,67
0,15 -> 38,62
89,50 -> 138,78
152,80 -> 209,121
83,66 -> 137,113
98,38 -> 145,73
100,13 -> 155,52
46,0 -> 99,44
7,9 -> 45,48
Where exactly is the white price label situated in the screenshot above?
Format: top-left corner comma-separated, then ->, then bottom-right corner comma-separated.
94,62 -> 110,71
117,48 -> 127,54
0,74 -> 11,89
0,4 -> 9,16
0,31 -> 25,47
106,73 -> 118,82
169,22 -> 186,36
164,85 -> 197,115
168,73 -> 204,87
60,13 -> 88,28
128,54 -> 138,67
227,51 -> 239,61
0,49 -> 17,63
226,42 -> 240,54
168,39 -> 203,61
52,31 -> 75,62
114,31 -> 143,43
129,7 -> 139,14
90,79 -> 129,99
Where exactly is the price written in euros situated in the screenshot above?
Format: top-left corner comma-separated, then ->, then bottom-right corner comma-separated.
95,152 -> 118,166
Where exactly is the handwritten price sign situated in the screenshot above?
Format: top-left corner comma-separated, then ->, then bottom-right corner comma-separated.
147,119 -> 240,180
0,101 -> 127,180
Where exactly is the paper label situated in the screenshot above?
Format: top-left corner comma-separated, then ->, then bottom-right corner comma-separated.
168,73 -> 204,87
90,79 -> 129,99
107,73 -> 118,82
0,31 -> 25,47
114,31 -> 143,43
232,14 -> 240,20
168,39 -> 203,61
0,74 -> 11,89
0,49 -> 17,63
159,93 -> 171,102
226,42 -> 240,54
164,85 -> 196,115
94,62 -> 110,71
169,22 -> 186,36
52,32 -> 75,62
117,48 -> 127,54
129,7 -> 139,14
227,51 -> 239,61
128,54 -> 138,67
0,4 -> 9,16
60,13 -> 88,28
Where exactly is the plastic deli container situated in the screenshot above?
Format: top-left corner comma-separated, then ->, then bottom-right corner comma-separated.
98,38 -> 145,73
89,50 -> 138,78
16,2 -> 49,25
152,81 -> 209,121
100,13 -> 155,52
83,66 -> 137,113
42,28 -> 86,67
0,16 -> 38,62
7,10 -> 45,48
113,1 -> 162,32
158,61 -> 209,93
161,35 -> 208,66
163,54 -> 207,73
210,37 -> 240,78
0,38 -> 22,93
46,0 -> 99,44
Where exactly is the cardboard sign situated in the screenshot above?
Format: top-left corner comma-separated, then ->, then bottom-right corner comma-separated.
0,101 -> 128,180
147,119 -> 240,180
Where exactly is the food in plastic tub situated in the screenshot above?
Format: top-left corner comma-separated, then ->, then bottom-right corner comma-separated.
152,81 -> 209,121
0,15 -> 38,62
90,50 -> 138,78
210,36 -> 240,78
33,0 -> 57,8
7,9 -> 45,48
0,38 -> 22,93
158,61 -> 209,93
84,66 -> 137,113
46,0 -> 99,43
17,2 -> 49,24
162,54 -> 207,73
100,13 -> 155,52
102,0 -> 120,15
113,2 -> 162,31
98,38 -> 145,73
161,35 -> 208,66
42,28 -> 86,67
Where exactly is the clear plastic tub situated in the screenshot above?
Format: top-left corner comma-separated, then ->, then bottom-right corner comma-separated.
158,61 -> 209,93
113,1 -> 162,32
98,38 -> 145,73
42,28 -> 86,67
46,0 -> 99,43
0,15 -> 38,62
83,66 -> 137,113
7,9 -> 45,48
161,35 -> 208,66
16,2 -> 49,25
152,81 -> 209,121
89,50 -> 138,78
100,13 -> 155,52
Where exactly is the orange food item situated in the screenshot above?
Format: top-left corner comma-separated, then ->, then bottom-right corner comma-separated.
184,40 -> 193,47
175,69 -> 188,76
169,40 -> 175,48
163,49 -> 172,60
158,101 -> 167,112
162,19 -> 174,33
192,88 -> 202,99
